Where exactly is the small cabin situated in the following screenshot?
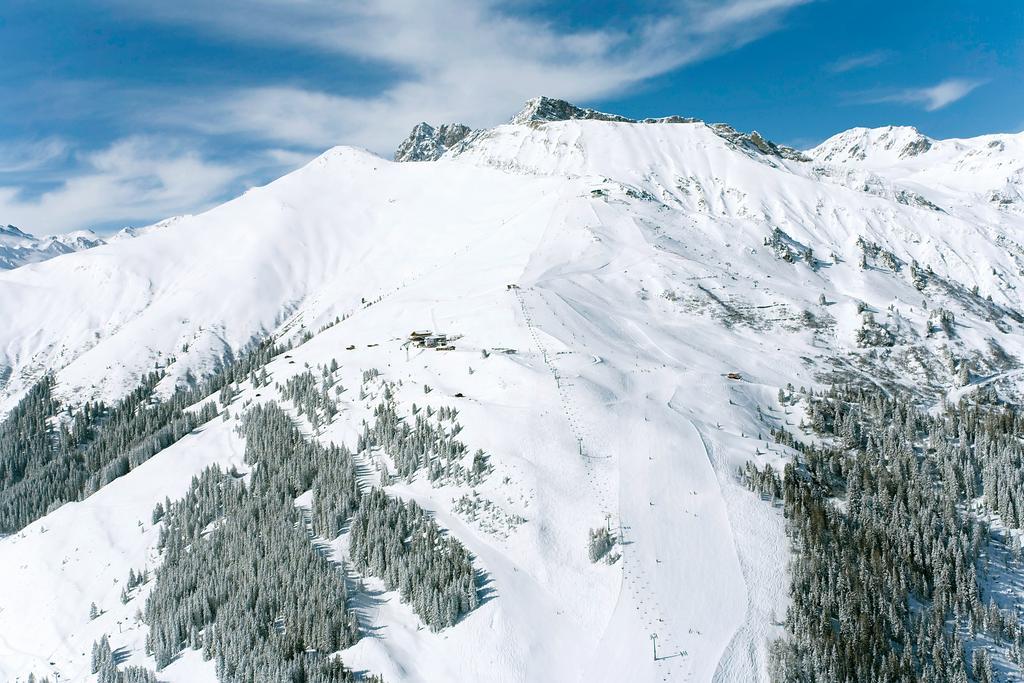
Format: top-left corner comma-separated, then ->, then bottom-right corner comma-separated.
411,333 -> 447,349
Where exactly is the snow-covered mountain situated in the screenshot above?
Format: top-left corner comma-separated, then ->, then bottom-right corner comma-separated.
3,98 -> 1024,683
0,224 -> 107,270
808,125 -> 1024,214
0,222 -> 161,270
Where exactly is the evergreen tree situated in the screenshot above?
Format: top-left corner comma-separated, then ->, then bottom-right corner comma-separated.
0,336 -> 285,532
754,384 -> 1024,681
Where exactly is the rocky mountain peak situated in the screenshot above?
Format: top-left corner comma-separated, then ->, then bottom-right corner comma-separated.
395,96 -> 808,165
394,122 -> 473,162
509,96 -> 634,125
0,225 -> 31,239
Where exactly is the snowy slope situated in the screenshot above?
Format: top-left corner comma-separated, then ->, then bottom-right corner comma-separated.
3,100 -> 1024,682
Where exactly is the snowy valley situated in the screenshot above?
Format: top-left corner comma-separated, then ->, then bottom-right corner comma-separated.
2,97 -> 1024,682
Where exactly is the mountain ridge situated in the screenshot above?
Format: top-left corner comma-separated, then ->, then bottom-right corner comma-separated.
4,99 -> 1023,412
394,96 -> 808,164
3,97 -> 1024,683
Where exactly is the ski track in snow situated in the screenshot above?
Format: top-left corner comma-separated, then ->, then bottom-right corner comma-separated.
515,281 -> 760,681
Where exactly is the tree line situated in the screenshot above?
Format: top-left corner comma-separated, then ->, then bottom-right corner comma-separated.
0,337 -> 285,532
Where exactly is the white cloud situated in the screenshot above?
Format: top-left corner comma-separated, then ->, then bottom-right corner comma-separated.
9,0 -> 812,232
826,50 -> 892,74
693,0 -> 812,33
872,78 -> 986,111
262,147 -> 320,169
113,0 -> 813,153
0,138 -> 70,174
0,138 -> 246,233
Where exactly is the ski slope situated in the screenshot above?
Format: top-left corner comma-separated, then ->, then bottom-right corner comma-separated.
2,103 -> 1024,682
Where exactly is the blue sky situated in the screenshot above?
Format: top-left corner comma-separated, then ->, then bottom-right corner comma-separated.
1,0 -> 1021,234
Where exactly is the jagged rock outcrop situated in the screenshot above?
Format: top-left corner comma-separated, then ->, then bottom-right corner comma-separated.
508,97 -> 808,160
394,122 -> 472,162
509,96 -> 635,125
395,96 -> 806,164
510,96 -> 703,127
708,124 -> 810,162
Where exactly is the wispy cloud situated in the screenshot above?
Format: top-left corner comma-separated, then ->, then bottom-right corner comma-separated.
7,0 -> 812,232
107,0 -> 813,153
827,49 -> 892,74
694,0 -> 813,33
0,138 -> 252,233
868,77 -> 987,111
0,138 -> 70,174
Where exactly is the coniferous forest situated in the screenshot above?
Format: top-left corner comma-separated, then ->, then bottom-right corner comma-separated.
2,341 -> 483,682
745,385 -> 1024,682
91,634 -> 158,683
0,338 -> 283,533
358,395 -> 473,483
144,397 -> 478,680
349,487 -> 478,629
9,327 -> 1024,683
0,372 -> 217,533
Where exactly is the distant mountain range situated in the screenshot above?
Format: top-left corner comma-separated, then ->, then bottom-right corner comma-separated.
0,223 -> 162,270
0,224 -> 106,270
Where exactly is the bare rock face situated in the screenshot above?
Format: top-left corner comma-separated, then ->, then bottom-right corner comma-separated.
509,96 -> 635,125
900,136 -> 932,158
507,97 -> 809,162
394,122 -> 472,162
394,97 -> 806,165
708,124 -> 810,162
510,96 -> 702,127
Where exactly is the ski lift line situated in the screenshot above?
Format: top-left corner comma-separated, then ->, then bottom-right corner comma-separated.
517,289 -> 625,546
